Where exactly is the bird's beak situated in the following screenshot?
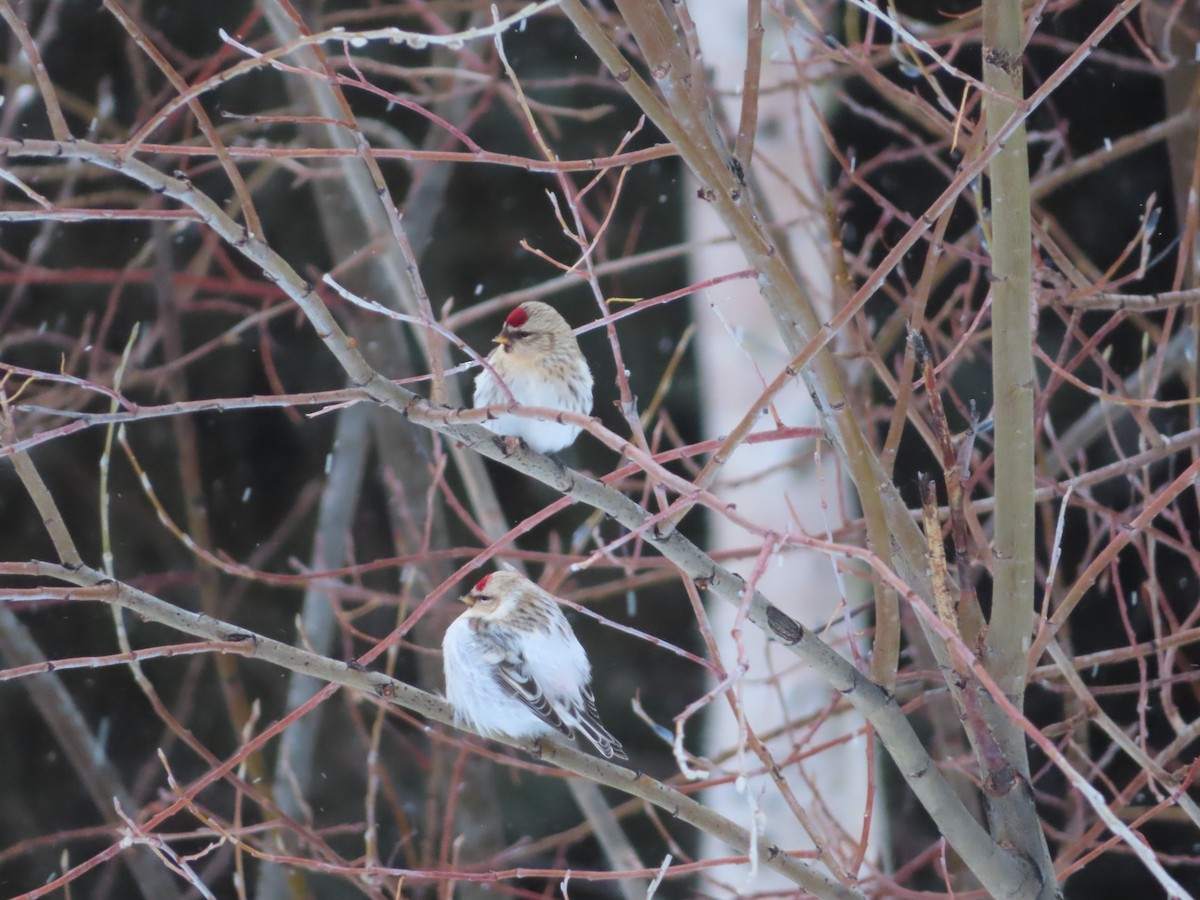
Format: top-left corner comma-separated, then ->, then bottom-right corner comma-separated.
492,331 -> 511,347
460,593 -> 478,607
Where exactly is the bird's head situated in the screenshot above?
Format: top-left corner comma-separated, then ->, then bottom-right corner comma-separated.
460,570 -> 529,621
492,302 -> 574,356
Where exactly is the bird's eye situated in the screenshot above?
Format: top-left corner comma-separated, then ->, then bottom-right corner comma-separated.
509,329 -> 529,340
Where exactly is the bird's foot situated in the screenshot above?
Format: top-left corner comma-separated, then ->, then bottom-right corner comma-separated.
492,434 -> 526,457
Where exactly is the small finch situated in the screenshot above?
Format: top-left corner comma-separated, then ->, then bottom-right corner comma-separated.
472,301 -> 593,453
442,570 -> 626,760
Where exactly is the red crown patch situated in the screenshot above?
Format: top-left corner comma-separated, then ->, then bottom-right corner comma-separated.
473,573 -> 493,593
505,306 -> 529,328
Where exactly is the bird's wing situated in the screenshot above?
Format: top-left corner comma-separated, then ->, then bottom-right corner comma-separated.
491,651 -> 573,738
571,685 -> 627,760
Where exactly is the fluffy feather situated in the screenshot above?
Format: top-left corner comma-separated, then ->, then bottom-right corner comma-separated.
442,571 -> 626,759
472,302 -> 593,453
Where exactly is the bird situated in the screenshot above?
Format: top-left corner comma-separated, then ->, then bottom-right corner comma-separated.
472,301 -> 593,453
442,570 -> 627,760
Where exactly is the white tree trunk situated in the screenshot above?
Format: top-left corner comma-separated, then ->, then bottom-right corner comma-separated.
688,3 -> 878,888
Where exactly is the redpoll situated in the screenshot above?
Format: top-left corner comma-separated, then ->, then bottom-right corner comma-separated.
472,301 -> 593,453
442,570 -> 626,760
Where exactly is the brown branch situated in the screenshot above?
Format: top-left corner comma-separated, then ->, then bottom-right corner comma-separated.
4,560 -> 864,900
0,132 -> 1038,896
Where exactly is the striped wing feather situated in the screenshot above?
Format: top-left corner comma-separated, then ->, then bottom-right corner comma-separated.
491,654 -> 573,738
574,685 -> 627,760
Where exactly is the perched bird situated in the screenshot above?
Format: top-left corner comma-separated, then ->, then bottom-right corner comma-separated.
442,570 -> 626,760
472,301 -> 593,453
